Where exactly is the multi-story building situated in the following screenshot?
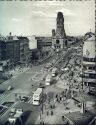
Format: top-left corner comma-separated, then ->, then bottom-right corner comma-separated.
5,35 -> 20,64
82,32 -> 96,91
18,37 -> 29,64
43,37 -> 52,48
0,36 -> 6,61
36,36 -> 52,50
0,33 -> 29,66
35,37 -> 45,50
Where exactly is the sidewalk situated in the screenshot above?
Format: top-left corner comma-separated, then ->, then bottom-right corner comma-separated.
35,98 -> 80,124
35,81 -> 81,124
8,67 -> 29,78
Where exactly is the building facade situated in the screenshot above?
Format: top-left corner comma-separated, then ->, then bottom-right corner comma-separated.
18,37 -> 29,64
5,35 -> 20,64
0,34 -> 29,66
35,37 -> 45,50
82,33 -> 96,90
52,12 -> 66,50
0,38 -> 6,61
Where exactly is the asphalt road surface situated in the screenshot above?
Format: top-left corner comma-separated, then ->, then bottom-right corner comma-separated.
0,47 -> 76,125
0,52 -> 60,124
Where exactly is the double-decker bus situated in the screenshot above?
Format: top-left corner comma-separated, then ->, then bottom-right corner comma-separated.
32,88 -> 43,105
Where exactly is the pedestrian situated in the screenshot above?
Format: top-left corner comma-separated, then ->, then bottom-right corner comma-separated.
50,105 -> 52,109
40,113 -> 41,119
46,111 -> 49,116
56,94 -> 58,98
51,110 -> 53,115
62,116 -> 64,121
57,98 -> 58,102
60,97 -> 62,101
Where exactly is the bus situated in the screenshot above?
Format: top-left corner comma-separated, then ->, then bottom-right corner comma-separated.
32,88 -> 43,105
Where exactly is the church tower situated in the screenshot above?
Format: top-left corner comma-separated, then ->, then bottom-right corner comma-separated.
56,12 -> 66,38
52,12 -> 66,50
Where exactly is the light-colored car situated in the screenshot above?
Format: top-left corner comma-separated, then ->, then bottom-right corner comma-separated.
61,67 -> 69,72
7,85 -> 12,91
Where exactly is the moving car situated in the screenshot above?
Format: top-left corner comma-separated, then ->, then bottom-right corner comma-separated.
21,96 -> 29,102
7,85 -> 12,91
45,75 -> 53,86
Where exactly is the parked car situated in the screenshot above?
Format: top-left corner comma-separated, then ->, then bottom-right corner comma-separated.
21,96 -> 29,102
0,89 -> 5,94
7,86 -> 13,91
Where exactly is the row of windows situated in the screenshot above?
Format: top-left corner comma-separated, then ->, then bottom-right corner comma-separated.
83,57 -> 96,62
83,65 -> 96,70
83,73 -> 96,79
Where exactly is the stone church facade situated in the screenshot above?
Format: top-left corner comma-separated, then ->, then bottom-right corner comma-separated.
52,12 -> 67,50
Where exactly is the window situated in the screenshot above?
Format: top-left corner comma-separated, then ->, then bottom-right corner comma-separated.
83,57 -> 96,62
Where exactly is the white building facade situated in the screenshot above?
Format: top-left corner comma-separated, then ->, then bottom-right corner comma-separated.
83,33 -> 96,90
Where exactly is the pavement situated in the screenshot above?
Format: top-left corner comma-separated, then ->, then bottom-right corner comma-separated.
35,94 -> 81,124
35,44 -> 96,125
35,81 -> 96,125
0,51 -> 59,124
0,44 -> 95,125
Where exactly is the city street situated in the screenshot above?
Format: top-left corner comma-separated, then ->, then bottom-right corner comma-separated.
0,2 -> 95,125
0,50 -> 62,124
0,47 -> 74,124
0,40 -> 95,125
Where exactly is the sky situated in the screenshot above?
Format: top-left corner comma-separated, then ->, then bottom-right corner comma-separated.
0,0 -> 95,36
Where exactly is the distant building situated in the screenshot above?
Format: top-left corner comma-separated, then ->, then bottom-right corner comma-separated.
66,36 -> 77,46
52,12 -> 67,50
29,49 -> 40,64
82,32 -> 96,90
0,33 -> 29,66
29,36 -> 53,64
0,38 -> 6,60
35,37 -> 45,50
35,36 -> 52,50
43,37 -> 52,48
18,36 -> 29,64
5,35 -> 20,64
28,36 -> 37,50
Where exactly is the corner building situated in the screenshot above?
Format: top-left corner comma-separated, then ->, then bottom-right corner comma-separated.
83,33 -> 96,90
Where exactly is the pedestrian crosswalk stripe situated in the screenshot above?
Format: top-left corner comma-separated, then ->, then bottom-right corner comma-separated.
28,97 -> 33,104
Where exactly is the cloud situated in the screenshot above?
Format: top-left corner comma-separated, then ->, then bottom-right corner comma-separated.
31,10 -> 46,17
31,1 -> 65,7
29,8 -> 76,20
12,18 -> 21,22
55,8 -> 76,16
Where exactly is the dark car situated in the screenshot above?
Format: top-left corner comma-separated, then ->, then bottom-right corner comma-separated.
21,96 -> 29,102
0,89 -> 5,94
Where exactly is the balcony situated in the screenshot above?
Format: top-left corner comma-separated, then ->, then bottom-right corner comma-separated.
83,70 -> 96,74
83,78 -> 96,83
